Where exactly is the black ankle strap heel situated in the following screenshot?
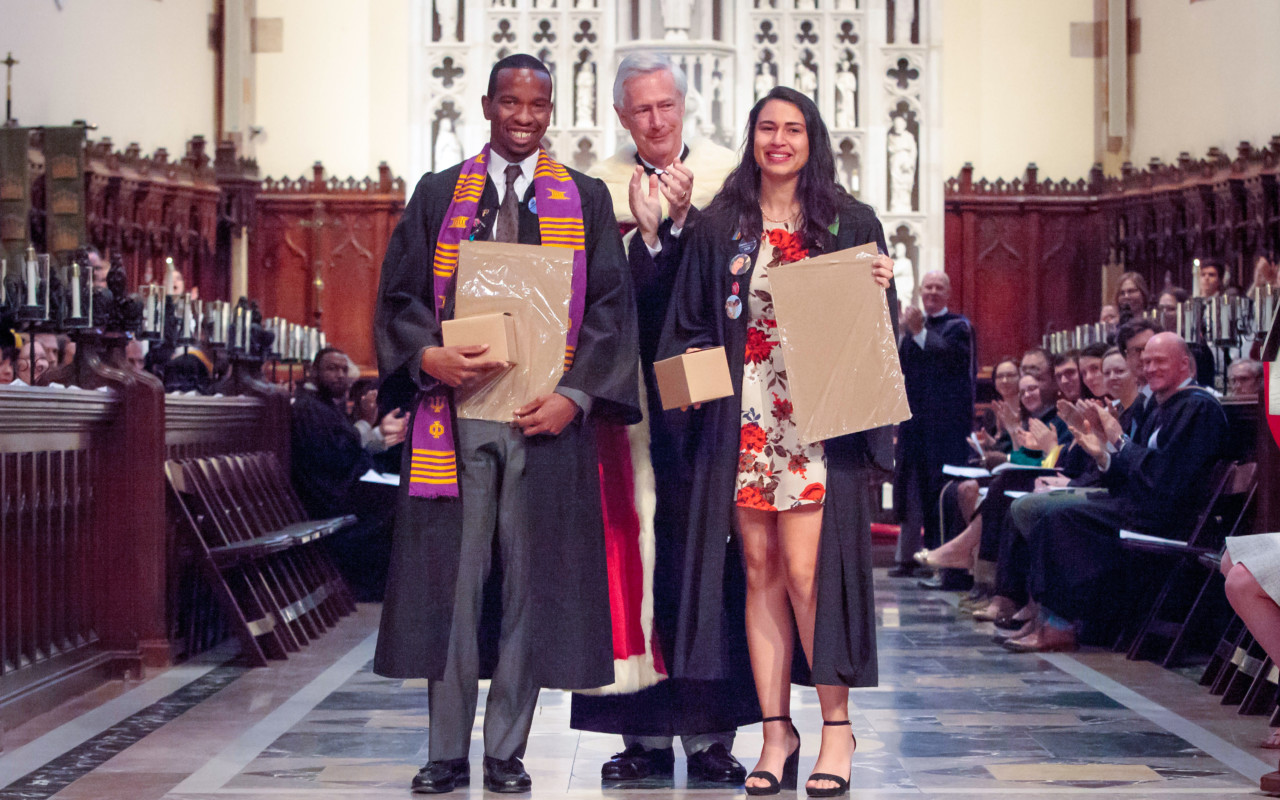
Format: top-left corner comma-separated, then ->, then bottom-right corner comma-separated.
745,716 -> 800,795
806,721 -> 854,797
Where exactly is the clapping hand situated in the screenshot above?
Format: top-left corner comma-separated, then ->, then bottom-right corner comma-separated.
1081,400 -> 1123,447
379,408 -> 408,447
902,304 -> 925,335
658,160 -> 694,230
1025,417 -> 1057,453
1066,417 -> 1108,465
628,167 -> 663,250
992,399 -> 1021,435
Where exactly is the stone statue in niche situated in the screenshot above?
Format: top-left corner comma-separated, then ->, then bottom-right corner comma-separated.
434,115 -> 463,171
835,63 -> 857,129
709,70 -> 724,138
887,115 -> 917,213
794,57 -> 817,101
894,0 -> 915,44
661,0 -> 695,40
892,240 -> 916,305
435,0 -> 458,43
754,61 -> 775,100
575,61 -> 595,128
837,139 -> 860,194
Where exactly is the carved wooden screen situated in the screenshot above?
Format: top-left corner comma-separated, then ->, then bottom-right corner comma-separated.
252,165 -> 406,374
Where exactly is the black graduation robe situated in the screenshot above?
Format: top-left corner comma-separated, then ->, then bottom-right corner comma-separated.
290,385 -> 372,519
570,209 -> 763,735
1025,384 -> 1229,623
657,200 -> 897,688
371,160 -> 641,690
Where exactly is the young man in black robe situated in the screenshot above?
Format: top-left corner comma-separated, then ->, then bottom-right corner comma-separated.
1006,332 -> 1228,652
372,54 -> 640,794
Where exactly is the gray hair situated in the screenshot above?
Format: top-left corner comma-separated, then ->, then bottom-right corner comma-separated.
1229,358 -> 1264,379
613,52 -> 687,109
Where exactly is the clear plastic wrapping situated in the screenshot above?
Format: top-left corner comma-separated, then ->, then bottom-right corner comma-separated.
768,242 -> 913,444
453,240 -> 573,422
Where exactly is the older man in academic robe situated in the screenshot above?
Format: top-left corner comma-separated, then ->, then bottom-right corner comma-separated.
372,54 -> 640,795
569,53 -> 756,785
891,270 -> 975,578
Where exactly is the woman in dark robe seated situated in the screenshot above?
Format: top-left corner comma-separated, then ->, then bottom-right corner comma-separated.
659,86 -> 894,797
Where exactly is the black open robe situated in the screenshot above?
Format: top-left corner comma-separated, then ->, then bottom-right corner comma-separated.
371,161 -> 641,690
657,200 -> 897,688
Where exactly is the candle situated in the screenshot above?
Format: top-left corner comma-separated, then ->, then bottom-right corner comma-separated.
25,247 -> 37,306
70,261 -> 82,318
1,258 -> 6,305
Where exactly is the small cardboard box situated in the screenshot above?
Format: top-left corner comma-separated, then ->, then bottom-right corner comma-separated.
653,347 -> 734,411
442,312 -> 517,365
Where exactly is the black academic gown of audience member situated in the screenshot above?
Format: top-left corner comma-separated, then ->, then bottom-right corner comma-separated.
371,162 -> 641,690
1028,384 -> 1229,623
291,385 -> 397,600
657,200 -> 896,688
892,308 -> 975,539
571,209 -> 763,736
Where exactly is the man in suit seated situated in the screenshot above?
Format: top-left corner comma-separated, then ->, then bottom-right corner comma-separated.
1003,332 -> 1228,653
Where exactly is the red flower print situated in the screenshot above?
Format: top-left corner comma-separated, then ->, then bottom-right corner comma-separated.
799,483 -> 826,504
736,484 -> 778,512
772,393 -> 794,422
744,327 -> 776,364
767,229 -> 788,248
788,452 -> 809,476
740,422 -> 767,453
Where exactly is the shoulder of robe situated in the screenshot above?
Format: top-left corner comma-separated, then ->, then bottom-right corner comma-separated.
589,149 -> 640,225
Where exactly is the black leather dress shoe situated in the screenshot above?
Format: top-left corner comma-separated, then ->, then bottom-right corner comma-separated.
483,755 -> 532,793
687,742 -> 747,783
917,569 -> 973,591
411,758 -> 468,794
601,744 -> 675,781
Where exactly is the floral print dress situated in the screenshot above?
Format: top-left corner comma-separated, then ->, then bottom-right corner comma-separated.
735,226 -> 827,512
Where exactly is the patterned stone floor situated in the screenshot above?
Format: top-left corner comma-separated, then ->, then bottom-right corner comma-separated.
1,573 -> 1275,799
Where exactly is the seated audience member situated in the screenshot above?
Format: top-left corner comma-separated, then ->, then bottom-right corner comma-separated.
916,373 -> 1068,574
1003,332 -> 1228,652
1115,271 -> 1150,320
1101,347 -> 1142,426
55,334 -> 75,368
974,356 -> 1022,464
291,346 -> 407,600
164,348 -> 215,393
0,345 -> 15,383
1198,258 -> 1226,298
1226,358 -> 1263,399
1053,352 -> 1082,402
1221,535 -> 1280,793
1248,253 -> 1278,292
1157,286 -> 1216,384
15,338 -> 50,384
1116,317 -> 1160,428
125,339 -> 147,374
1078,342 -> 1108,399
1100,304 -> 1121,328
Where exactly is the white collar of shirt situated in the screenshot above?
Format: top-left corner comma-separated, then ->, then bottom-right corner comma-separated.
487,150 -> 539,205
1140,384 -> 1153,399
637,141 -> 688,173
929,307 -> 949,318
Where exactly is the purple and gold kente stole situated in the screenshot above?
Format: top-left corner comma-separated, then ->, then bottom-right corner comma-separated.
408,145 -> 587,498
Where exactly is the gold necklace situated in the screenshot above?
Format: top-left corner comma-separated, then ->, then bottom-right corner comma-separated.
761,207 -> 798,226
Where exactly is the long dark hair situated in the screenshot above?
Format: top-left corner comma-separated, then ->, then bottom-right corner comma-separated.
705,86 -> 852,254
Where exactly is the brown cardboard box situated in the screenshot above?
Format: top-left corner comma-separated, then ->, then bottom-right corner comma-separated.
768,241 -> 912,444
442,312 -> 518,364
653,347 -> 734,411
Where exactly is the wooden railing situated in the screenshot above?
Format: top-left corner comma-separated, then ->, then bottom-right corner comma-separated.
0,353 -> 293,727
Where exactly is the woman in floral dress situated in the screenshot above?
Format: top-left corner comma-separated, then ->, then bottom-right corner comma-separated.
660,87 -> 898,796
